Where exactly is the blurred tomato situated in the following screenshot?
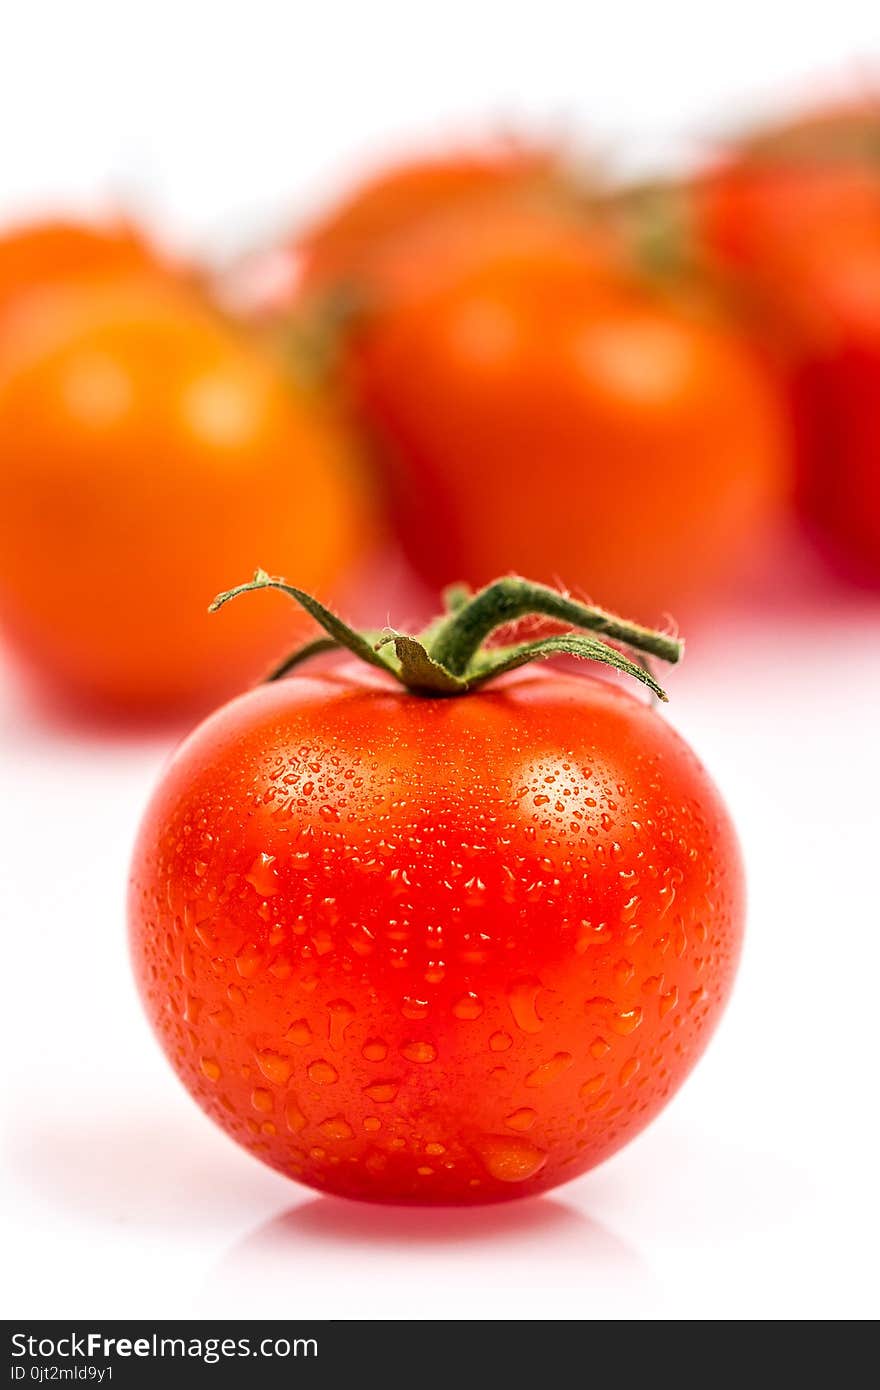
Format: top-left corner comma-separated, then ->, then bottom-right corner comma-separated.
693,102 -> 880,582
255,141 -> 566,312
0,275 -> 371,714
0,217 -> 165,318
333,205 -> 788,622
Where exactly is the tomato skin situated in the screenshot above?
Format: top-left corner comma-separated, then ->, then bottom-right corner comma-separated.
129,663 -> 744,1204
693,120 -> 880,583
348,252 -> 788,622
0,218 -> 166,317
0,277 -> 369,713
790,336 -> 880,581
289,144 -> 562,302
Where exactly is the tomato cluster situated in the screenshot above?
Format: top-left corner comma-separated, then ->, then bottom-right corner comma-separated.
3,107 -> 879,714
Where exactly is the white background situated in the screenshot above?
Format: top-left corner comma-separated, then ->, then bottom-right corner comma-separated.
2,0 -> 880,1322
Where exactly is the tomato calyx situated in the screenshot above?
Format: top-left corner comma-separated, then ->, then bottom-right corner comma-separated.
210,571 -> 683,700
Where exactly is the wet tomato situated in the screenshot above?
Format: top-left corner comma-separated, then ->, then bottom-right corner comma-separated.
0,276 -> 370,714
129,577 -> 743,1203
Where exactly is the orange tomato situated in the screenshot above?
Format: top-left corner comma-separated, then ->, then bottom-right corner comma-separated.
0,276 -> 371,714
0,217 -> 166,317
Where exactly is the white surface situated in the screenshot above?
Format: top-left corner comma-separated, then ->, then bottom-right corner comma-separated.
3,0 -> 880,1323
0,2 -> 879,255
2,560 -> 879,1321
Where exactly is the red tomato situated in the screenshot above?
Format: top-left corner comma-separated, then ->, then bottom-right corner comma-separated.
694,160 -> 880,338
0,277 -> 371,714
129,579 -> 743,1204
345,238 -> 788,622
693,105 -> 880,582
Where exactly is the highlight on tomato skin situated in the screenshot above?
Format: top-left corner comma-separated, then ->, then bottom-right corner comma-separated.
0,267 -> 374,717
128,578 -> 744,1205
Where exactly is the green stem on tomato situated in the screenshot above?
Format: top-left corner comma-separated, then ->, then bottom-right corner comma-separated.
210,570 -> 683,702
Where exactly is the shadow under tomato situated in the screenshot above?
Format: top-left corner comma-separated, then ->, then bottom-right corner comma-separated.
204,1190 -> 654,1316
220,1187 -> 647,1267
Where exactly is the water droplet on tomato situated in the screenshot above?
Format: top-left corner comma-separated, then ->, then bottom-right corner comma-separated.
489,1031 -> 513,1051
659,986 -> 679,1017
525,1051 -> 573,1087
584,1089 -> 612,1112
504,1108 -> 538,1132
245,853 -> 279,896
184,994 -> 202,1024
575,921 -> 612,953
284,1097 -> 307,1132
200,1057 -> 221,1081
256,1050 -> 292,1085
235,942 -> 264,978
507,977 -> 544,1033
473,1135 -> 547,1183
327,998 -> 355,1049
614,959 -> 635,986
363,1080 -> 399,1102
308,1059 -> 338,1084
452,991 -> 483,1020
318,1115 -> 354,1140
580,1073 -> 605,1097
401,996 -> 430,1020
611,1007 -> 643,1036
362,1038 -> 388,1062
619,1057 -> 641,1085
286,1019 -> 314,1047
401,1040 -> 437,1064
